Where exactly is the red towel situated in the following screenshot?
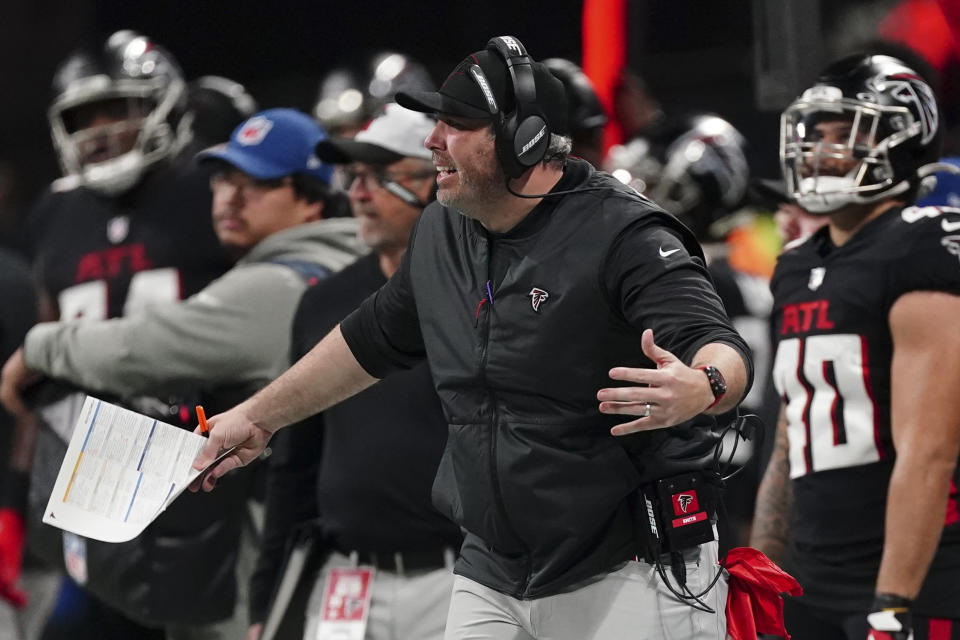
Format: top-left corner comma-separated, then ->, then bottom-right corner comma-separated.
725,547 -> 802,640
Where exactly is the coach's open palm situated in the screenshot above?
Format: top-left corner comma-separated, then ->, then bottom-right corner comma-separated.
597,329 -> 714,436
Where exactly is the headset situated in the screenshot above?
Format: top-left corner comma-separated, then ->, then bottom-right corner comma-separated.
467,35 -> 552,179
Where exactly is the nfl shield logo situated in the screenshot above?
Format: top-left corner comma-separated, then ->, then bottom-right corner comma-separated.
236,116 -> 273,146
808,267 -> 826,291
107,215 -> 129,244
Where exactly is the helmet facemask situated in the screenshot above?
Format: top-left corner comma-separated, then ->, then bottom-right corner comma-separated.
48,34 -> 188,196
781,95 -> 921,214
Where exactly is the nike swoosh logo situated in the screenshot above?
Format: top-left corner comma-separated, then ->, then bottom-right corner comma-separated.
659,246 -> 680,258
942,219 -> 960,232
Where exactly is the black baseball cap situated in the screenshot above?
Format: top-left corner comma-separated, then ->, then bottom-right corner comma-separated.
396,49 -> 569,135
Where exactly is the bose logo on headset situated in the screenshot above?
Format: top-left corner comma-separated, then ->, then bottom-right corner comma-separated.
500,36 -> 525,55
468,66 -> 499,115
520,125 -> 547,156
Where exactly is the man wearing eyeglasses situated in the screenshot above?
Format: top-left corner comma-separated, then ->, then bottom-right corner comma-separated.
0,108 -> 365,640
247,104 -> 458,640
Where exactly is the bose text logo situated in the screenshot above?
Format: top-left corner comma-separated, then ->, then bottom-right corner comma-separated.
500,36 -> 524,55
468,66 -> 498,114
520,125 -> 547,156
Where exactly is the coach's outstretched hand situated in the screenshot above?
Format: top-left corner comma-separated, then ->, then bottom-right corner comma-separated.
597,329 -> 716,436
190,405 -> 272,492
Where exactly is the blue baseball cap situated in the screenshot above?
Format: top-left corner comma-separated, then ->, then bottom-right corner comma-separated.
917,156 -> 960,208
197,108 -> 334,184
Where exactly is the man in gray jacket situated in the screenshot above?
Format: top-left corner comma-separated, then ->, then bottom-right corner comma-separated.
0,108 -> 365,640
1,108 -> 364,404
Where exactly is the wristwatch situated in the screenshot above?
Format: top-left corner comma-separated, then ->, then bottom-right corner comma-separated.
697,365 -> 727,409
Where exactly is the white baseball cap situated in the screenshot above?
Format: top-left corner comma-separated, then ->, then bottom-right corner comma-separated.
314,103 -> 435,164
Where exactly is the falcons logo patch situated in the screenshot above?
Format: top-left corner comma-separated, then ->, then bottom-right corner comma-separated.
672,490 -> 699,515
528,287 -> 549,312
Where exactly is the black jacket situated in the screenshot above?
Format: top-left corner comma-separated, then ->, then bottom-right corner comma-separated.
341,160 -> 751,598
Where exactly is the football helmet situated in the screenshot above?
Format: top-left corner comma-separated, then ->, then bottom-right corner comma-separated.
312,67 -> 367,137
48,30 -> 188,195
185,76 -> 258,150
365,51 -> 434,115
606,114 -> 750,239
542,58 -> 607,137
780,54 -> 942,213
313,53 -> 434,138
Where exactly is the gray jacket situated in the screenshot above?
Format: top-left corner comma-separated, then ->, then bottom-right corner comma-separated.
25,218 -> 366,397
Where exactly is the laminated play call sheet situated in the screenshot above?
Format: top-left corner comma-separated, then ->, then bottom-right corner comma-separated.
43,396 -> 212,542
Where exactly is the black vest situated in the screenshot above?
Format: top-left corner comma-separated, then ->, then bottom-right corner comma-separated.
407,165 -> 718,597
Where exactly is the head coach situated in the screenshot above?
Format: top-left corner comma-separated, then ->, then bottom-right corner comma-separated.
194,36 -> 753,640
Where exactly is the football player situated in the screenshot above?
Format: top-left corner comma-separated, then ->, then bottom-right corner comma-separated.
752,54 -> 960,640
1,29 -> 237,640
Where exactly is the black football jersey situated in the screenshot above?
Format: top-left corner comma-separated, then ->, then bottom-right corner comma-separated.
26,163 -> 233,425
771,204 -> 960,615
28,163 -> 233,321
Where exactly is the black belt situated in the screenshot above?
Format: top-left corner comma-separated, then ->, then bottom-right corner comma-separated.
334,546 -> 455,573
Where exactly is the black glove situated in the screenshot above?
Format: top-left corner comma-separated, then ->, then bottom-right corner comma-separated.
866,593 -> 913,640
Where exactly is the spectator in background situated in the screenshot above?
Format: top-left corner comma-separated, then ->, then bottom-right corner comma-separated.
249,104 -> 459,640
543,58 -> 607,168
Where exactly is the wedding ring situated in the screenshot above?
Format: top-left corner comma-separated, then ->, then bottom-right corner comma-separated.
640,402 -> 652,418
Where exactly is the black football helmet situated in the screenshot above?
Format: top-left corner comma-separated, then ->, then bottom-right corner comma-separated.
48,30 -> 188,195
606,114 -> 750,239
780,54 -> 942,213
312,67 -> 367,137
313,52 -> 434,138
185,75 -> 258,150
365,51 -> 435,115
542,58 -> 607,137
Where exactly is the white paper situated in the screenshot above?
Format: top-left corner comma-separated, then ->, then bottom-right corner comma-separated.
42,396 -> 220,543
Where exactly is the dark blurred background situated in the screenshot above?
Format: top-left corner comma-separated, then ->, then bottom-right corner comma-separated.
1,0 -> 956,250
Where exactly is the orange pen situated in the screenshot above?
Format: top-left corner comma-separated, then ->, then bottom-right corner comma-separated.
196,405 -> 210,438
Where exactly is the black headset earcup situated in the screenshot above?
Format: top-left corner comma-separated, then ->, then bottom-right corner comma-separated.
513,114 -> 550,168
497,114 -> 523,178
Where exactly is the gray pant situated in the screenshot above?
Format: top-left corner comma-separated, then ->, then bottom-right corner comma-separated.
443,541 -> 727,640
303,551 -> 455,640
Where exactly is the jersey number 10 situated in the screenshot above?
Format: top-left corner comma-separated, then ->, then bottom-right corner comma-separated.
773,334 -> 884,478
